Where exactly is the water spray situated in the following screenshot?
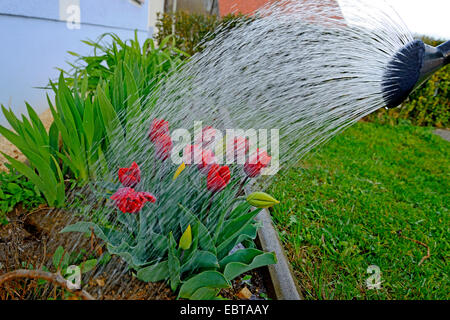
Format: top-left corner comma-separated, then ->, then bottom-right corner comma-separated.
1,0 -> 448,300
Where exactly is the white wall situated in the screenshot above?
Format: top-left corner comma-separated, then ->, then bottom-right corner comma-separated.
0,0 -> 151,127
148,0 -> 165,34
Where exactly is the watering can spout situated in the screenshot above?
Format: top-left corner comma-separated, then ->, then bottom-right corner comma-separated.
382,39 -> 450,109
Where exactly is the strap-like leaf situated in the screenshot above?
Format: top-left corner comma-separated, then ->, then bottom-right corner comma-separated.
178,271 -> 230,299
136,261 -> 170,282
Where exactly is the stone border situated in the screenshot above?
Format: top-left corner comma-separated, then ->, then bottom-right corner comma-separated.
245,183 -> 303,300
220,107 -> 303,300
434,129 -> 450,142
255,208 -> 303,300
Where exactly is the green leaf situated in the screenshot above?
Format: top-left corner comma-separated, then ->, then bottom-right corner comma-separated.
48,122 -> 59,153
217,209 -> 261,245
82,98 -> 95,148
96,85 -> 123,144
137,261 -> 170,282
168,232 -> 181,291
181,250 -> 219,274
216,210 -> 261,259
189,287 -> 220,300
80,259 -> 97,273
7,183 -> 21,194
220,249 -> 277,281
52,246 -> 69,270
178,271 -> 230,299
60,221 -> 108,242
124,63 -> 141,133
179,224 -> 192,250
217,223 -> 259,260
25,102 -> 48,144
1,152 -> 57,206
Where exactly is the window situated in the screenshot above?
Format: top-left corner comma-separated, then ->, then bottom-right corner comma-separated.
129,0 -> 145,6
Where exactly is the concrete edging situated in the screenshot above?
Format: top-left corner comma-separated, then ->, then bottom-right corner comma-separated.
244,182 -> 302,300
254,207 -> 303,300
221,107 -> 302,300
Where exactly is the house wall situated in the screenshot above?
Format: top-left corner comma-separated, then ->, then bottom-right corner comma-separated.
149,0 -> 165,32
0,0 -> 152,127
218,0 -> 270,16
165,0 -> 219,15
219,0 -> 343,19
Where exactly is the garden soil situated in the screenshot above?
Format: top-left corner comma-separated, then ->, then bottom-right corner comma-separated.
0,109 -> 272,300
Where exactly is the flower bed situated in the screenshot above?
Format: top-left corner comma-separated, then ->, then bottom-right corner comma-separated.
0,34 -> 282,300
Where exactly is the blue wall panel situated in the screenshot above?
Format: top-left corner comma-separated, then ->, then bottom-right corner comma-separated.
0,0 -> 151,126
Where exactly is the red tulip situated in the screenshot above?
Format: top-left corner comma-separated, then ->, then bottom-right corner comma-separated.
118,161 -> 141,187
183,144 -> 202,165
138,191 -> 157,203
197,149 -> 216,174
234,137 -> 249,154
196,126 -> 216,147
154,133 -> 173,161
229,136 -> 250,162
110,187 -> 156,213
244,149 -> 271,178
207,164 -> 231,193
149,118 -> 169,143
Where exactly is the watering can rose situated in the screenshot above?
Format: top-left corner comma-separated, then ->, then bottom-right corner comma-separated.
247,192 -> 279,208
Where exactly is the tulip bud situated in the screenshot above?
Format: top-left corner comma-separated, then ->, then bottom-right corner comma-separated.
246,192 -> 279,208
173,162 -> 186,180
179,224 -> 192,250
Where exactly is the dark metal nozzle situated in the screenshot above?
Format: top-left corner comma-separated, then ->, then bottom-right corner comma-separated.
382,39 -> 450,108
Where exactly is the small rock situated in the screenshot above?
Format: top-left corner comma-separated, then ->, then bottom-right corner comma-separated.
95,278 -> 105,287
237,287 -> 252,300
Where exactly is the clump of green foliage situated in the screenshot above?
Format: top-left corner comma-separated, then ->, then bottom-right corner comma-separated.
62,32 -> 188,97
367,36 -> 449,127
62,142 -> 278,299
0,33 -> 187,207
156,11 -> 253,56
0,168 -> 44,225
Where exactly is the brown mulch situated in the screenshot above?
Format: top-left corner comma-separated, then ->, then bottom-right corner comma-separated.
220,269 -> 272,300
0,205 -> 271,300
0,108 -> 272,300
0,205 -> 174,300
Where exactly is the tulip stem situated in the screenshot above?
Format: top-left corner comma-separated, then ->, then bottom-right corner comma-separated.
213,196 -> 247,243
138,210 -> 148,241
235,176 -> 249,197
204,193 -> 215,223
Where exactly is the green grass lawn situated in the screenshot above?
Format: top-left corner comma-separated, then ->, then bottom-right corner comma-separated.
268,121 -> 449,300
